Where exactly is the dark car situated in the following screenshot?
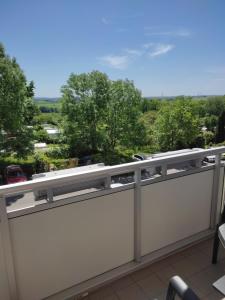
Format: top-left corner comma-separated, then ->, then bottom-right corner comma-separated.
5,165 -> 27,184
132,153 -> 148,161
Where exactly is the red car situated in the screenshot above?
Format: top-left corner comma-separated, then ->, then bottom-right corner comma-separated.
5,165 -> 27,184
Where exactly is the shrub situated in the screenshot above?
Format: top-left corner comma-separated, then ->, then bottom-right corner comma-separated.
46,145 -> 70,159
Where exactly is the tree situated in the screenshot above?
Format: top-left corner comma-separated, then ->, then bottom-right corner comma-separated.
203,115 -> 217,133
216,111 -> 225,143
61,71 -> 110,155
154,99 -> 200,151
141,98 -> 162,113
104,79 -> 146,151
205,96 -> 225,116
61,71 -> 146,156
0,43 -> 35,156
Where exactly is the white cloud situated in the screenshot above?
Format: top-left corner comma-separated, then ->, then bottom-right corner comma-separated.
146,43 -> 175,57
124,48 -> 143,56
98,43 -> 175,69
143,43 -> 154,49
144,27 -> 191,37
99,55 -> 129,69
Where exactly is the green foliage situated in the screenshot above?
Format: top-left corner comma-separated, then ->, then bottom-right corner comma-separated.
192,99 -> 206,118
205,96 -> 225,116
154,99 -> 200,151
35,99 -> 61,113
0,43 -> 35,157
140,110 -> 157,146
141,98 -> 162,112
33,127 -> 49,143
35,99 -> 60,108
33,152 -> 50,173
204,115 -> 218,132
24,98 -> 40,125
104,80 -> 146,150
3,41 -> 225,166
216,111 -> 225,143
92,148 -> 134,165
61,71 -> 110,155
1,127 -> 34,158
203,130 -> 214,146
46,144 -> 70,159
61,71 -> 146,156
34,113 -> 62,126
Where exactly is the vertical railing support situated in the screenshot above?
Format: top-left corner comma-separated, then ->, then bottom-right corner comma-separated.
47,189 -> 54,203
161,164 -> 167,177
210,154 -> 222,229
0,195 -> 18,300
104,176 -> 111,189
134,168 -> 141,263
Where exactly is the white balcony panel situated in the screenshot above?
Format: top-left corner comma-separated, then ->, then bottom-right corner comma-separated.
9,190 -> 134,300
141,170 -> 213,256
0,226 -> 10,300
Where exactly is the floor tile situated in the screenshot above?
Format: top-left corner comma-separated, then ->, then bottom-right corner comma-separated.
150,259 -> 170,272
88,285 -> 115,300
131,265 -> 154,282
162,252 -> 185,265
83,238 -> 225,300
154,265 -> 178,284
116,283 -> 149,300
137,274 -> 166,298
171,254 -> 208,278
111,275 -> 134,292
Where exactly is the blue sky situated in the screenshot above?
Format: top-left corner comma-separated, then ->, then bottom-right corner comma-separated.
1,0 -> 225,97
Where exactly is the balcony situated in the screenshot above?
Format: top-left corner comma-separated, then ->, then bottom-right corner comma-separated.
1,147 -> 225,300
85,237 -> 225,300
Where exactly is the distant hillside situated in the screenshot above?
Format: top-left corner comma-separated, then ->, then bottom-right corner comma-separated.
34,97 -> 60,102
34,98 -> 61,112
145,95 -> 224,100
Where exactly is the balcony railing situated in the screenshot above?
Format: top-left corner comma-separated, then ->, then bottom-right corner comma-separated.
0,146 -> 225,300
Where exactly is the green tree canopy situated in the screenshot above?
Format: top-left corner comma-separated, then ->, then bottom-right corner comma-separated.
0,43 -> 36,156
216,111 -> 225,143
104,79 -> 146,150
205,96 -> 225,116
61,71 -> 110,155
154,99 -> 200,151
61,71 -> 146,156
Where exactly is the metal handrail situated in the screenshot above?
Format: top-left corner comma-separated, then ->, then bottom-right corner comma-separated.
166,276 -> 200,300
0,146 -> 224,197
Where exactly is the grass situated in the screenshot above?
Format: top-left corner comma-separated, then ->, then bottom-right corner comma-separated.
35,99 -> 61,110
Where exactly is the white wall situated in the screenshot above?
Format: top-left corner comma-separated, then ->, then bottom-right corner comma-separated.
9,190 -> 134,300
141,170 -> 213,256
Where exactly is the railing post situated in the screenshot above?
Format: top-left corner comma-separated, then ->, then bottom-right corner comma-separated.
210,154 -> 222,229
47,189 -> 54,203
104,176 -> 111,189
134,168 -> 141,263
161,164 -> 167,177
0,195 -> 18,300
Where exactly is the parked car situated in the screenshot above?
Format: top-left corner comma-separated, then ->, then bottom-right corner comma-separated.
78,155 -> 92,166
4,165 -> 27,184
204,155 -> 216,163
132,153 -> 148,161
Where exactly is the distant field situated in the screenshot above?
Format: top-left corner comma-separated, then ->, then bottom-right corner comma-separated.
35,99 -> 61,110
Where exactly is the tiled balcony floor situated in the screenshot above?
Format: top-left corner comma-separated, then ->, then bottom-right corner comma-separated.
85,238 -> 225,300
